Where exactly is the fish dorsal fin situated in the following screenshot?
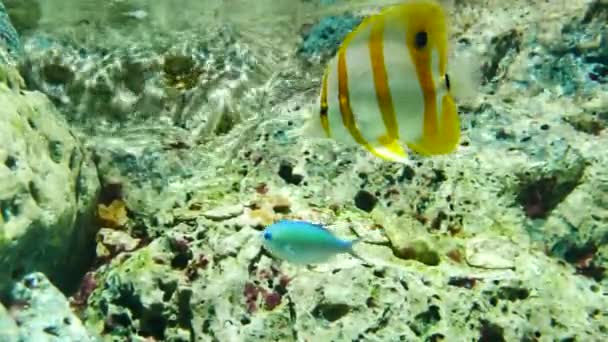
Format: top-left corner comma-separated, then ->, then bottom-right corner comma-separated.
308,222 -> 329,231
277,219 -> 329,231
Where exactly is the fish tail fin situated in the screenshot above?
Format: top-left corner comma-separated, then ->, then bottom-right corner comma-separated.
346,239 -> 369,264
350,238 -> 362,246
448,50 -> 481,103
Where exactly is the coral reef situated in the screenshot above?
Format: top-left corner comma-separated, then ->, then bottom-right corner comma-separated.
84,237 -> 194,340
0,0 -> 21,64
0,0 -> 607,341
20,22 -> 273,141
0,80 -> 100,297
77,0 -> 608,340
1,272 -> 96,341
0,0 -> 24,89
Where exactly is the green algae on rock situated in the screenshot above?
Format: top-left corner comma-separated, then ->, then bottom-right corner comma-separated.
21,24 -> 274,138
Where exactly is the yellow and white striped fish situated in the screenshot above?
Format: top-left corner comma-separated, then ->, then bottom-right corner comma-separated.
309,0 -> 462,163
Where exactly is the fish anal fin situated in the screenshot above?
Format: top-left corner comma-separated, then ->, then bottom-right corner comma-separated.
367,136 -> 408,163
406,141 -> 432,156
407,96 -> 459,156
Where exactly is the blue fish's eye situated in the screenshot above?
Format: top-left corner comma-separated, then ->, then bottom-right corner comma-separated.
263,232 -> 272,240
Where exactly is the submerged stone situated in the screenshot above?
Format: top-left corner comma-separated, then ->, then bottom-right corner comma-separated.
0,83 -> 100,298
465,236 -> 519,270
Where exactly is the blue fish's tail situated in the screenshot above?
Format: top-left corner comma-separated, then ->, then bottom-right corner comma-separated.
345,238 -> 367,263
349,238 -> 362,247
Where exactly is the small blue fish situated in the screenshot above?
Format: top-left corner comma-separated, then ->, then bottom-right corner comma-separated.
261,220 -> 361,265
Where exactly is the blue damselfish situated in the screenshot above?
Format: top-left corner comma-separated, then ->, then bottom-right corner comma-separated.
261,220 -> 361,265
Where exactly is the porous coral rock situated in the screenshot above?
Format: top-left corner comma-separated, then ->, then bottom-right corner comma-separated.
86,216 -> 608,341
23,0 -> 608,340
297,13 -> 363,63
95,228 -> 141,260
21,22 -> 273,140
0,301 -> 18,341
0,0 -> 23,89
0,0 -> 21,63
202,204 -> 244,222
84,236 -> 196,341
461,0 -> 608,284
0,82 -> 100,297
7,272 -> 97,341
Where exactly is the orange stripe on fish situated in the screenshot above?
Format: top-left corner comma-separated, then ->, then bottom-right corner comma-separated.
369,18 -> 399,141
320,68 -> 331,137
404,2 -> 451,154
412,45 -> 439,141
305,0 -> 462,161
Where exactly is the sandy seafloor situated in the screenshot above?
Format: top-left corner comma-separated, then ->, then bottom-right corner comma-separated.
0,0 -> 607,341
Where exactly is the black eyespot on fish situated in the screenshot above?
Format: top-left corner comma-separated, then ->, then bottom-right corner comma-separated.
445,74 -> 451,90
320,103 -> 328,118
415,31 -> 428,49
263,232 -> 272,240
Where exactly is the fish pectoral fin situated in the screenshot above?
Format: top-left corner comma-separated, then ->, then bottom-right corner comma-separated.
306,265 -> 326,273
367,136 -> 408,163
285,244 -> 297,258
347,249 -> 370,264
